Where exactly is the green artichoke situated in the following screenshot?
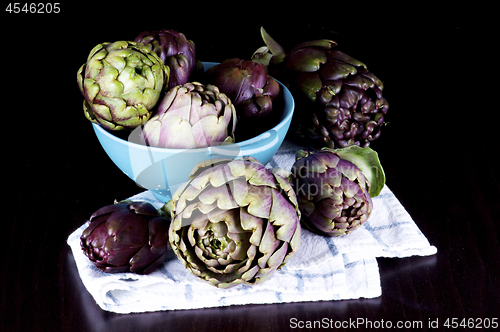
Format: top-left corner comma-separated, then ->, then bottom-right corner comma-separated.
254,27 -> 389,149
291,146 -> 384,237
77,41 -> 169,131
141,82 -> 237,149
134,29 -> 201,90
80,201 -> 170,274
167,157 -> 301,288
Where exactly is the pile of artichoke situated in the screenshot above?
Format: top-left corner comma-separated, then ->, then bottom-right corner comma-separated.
77,29 -> 283,147
77,27 -> 390,287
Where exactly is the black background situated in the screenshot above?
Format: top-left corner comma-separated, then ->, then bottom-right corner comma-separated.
1,4 -> 498,332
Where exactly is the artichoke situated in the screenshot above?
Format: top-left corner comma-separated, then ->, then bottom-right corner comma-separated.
205,58 -> 280,139
141,82 -> 237,149
253,27 -> 389,149
167,157 -> 301,288
135,29 -> 201,90
80,201 -> 170,274
77,41 -> 169,131
291,146 -> 384,237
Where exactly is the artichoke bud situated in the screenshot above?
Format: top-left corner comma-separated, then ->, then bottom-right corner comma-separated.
254,27 -> 389,149
205,58 -> 281,140
168,157 -> 301,288
140,82 -> 237,149
77,40 -> 169,131
291,147 -> 384,237
80,201 -> 171,274
134,29 -> 201,90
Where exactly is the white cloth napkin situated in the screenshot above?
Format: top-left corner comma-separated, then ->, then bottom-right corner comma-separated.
67,139 -> 437,314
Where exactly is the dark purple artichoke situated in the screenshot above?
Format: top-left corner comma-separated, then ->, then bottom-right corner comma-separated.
135,29 -> 201,90
254,27 -> 389,149
80,201 -> 170,274
205,58 -> 281,140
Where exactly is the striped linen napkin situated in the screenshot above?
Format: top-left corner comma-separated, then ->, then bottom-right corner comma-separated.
67,139 -> 437,314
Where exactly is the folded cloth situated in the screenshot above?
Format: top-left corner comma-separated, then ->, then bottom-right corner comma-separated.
67,139 -> 437,314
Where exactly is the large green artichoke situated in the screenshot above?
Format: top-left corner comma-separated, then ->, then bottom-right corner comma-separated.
254,27 -> 389,149
135,29 -> 201,90
167,157 -> 301,288
291,146 -> 384,237
77,41 -> 169,131
80,201 -> 170,274
141,82 -> 237,149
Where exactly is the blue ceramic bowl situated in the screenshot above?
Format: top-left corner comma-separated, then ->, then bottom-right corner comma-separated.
92,62 -> 294,203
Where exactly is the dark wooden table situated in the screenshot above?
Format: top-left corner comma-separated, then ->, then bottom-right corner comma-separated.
2,6 -> 497,332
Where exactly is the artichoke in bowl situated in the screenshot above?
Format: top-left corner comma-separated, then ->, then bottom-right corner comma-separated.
141,82 -> 237,149
166,157 -> 302,288
77,40 -> 169,131
135,29 -> 201,90
205,58 -> 280,139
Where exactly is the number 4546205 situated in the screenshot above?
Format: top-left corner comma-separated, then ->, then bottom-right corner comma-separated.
6,3 -> 60,14
444,318 -> 498,329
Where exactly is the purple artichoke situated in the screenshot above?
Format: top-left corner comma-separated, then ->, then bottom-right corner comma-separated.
254,27 -> 389,149
141,82 -> 237,149
80,201 -> 170,274
292,147 -> 384,237
135,29 -> 201,90
205,58 -> 281,139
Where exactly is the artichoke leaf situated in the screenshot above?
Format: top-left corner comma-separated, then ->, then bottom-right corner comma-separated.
269,189 -> 298,242
260,26 -> 285,56
257,220 -> 280,268
331,146 -> 385,197
240,208 -> 264,246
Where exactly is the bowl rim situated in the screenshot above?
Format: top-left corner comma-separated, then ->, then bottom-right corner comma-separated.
92,62 -> 295,154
